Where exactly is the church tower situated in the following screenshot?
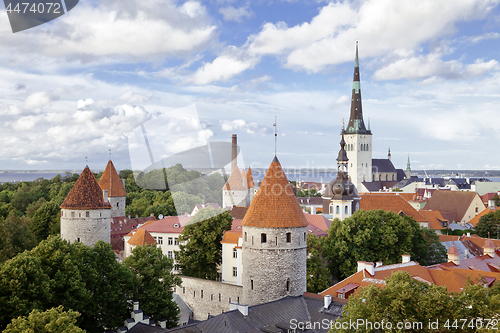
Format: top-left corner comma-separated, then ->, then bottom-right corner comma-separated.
241,156 -> 307,306
99,160 -> 127,217
406,154 -> 411,179
323,126 -> 359,220
343,42 -> 372,190
60,166 -> 111,246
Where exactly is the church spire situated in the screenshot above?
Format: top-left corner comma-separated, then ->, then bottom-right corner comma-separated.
406,154 -> 411,179
345,41 -> 370,135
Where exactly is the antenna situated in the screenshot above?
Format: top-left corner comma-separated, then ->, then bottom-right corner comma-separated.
273,116 -> 277,156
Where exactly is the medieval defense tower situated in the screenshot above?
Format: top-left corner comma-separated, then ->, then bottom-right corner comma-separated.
60,166 -> 111,246
241,156 -> 307,306
99,160 -> 127,217
343,42 -> 372,190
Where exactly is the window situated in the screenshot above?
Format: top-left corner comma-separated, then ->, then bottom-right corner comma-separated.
211,294 -> 213,301
336,205 -> 340,214
201,290 -> 203,298
345,206 -> 348,215
329,203 -> 333,214
252,236 -> 254,245
174,237 -> 178,245
168,251 -> 173,259
117,202 -> 119,208
71,211 -> 75,218
261,233 -> 267,243
286,278 -> 290,292
286,233 -> 291,243
154,236 -> 157,242
79,212 -> 81,217
251,280 -> 254,290
244,232 -> 247,242
232,267 -> 237,277
219,293 -> 221,302
475,207 -> 479,213
275,237 -> 278,245
168,237 -> 173,245
183,287 -> 185,294
193,291 -> 195,297
174,265 -> 179,271
233,248 -> 237,258
86,211 -> 89,217
304,232 -> 306,242
158,237 -> 163,245
77,237 -> 80,242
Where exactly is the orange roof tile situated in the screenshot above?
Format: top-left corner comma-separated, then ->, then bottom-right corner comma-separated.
448,244 -> 459,255
127,229 -> 156,246
469,207 -> 499,227
99,160 -> 127,197
359,193 -> 427,222
242,156 -> 308,228
304,213 -> 331,232
223,165 -> 246,191
230,206 -> 248,219
221,230 -> 242,244
60,166 -> 111,210
246,167 -> 255,188
420,210 -> 448,230
438,235 -> 460,242
462,235 -> 500,249
139,216 -> 191,234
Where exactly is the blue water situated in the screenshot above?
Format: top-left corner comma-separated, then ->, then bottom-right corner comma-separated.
0,172 -> 65,183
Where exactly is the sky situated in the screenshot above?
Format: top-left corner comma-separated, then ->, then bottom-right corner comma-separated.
1,0 -> 500,173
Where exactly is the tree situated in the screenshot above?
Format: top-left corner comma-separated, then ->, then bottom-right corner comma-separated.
306,234 -> 331,293
4,306 -> 85,333
494,193 -> 500,207
124,245 -> 181,328
322,210 -> 446,280
0,212 -> 37,263
31,201 -> 60,242
475,210 -> 500,238
176,207 -> 232,280
332,271 -> 500,333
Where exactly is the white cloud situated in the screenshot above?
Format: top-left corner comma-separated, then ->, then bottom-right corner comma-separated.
11,115 -> 38,131
219,6 -> 253,22
77,99 -> 94,109
220,119 -> 270,134
23,91 -> 60,110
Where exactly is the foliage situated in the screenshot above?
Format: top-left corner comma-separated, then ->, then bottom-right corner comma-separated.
332,271 -> 500,333
306,234 -> 330,293
0,212 -> 37,263
322,210 -> 446,280
297,189 -> 322,197
124,245 -> 181,328
4,306 -> 85,333
475,210 -> 500,238
176,207 -> 232,280
494,193 -> 500,207
31,201 -> 60,242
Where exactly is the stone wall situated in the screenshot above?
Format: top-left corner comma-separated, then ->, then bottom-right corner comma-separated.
60,208 -> 111,246
241,226 -> 307,306
177,276 -> 243,321
222,189 -> 248,208
109,196 -> 126,217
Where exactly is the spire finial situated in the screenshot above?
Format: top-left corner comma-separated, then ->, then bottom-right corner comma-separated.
342,118 -> 345,131
109,148 -> 111,160
85,156 -> 88,166
273,116 -> 277,156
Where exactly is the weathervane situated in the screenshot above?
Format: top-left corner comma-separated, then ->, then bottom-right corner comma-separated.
273,116 -> 277,156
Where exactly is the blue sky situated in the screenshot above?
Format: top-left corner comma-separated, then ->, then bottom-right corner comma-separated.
1,0 -> 500,173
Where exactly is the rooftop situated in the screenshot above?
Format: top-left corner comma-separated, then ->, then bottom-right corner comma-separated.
60,166 -> 111,210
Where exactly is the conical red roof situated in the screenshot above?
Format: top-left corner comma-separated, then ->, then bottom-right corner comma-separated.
241,169 -> 248,188
223,165 -> 246,191
60,166 -> 111,210
99,160 -> 127,197
246,167 -> 255,188
242,156 -> 308,228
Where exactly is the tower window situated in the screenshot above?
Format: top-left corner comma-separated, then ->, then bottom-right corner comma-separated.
233,248 -> 237,258
275,237 -> 278,245
244,232 -> 247,242
336,206 -> 340,214
251,280 -> 254,290
183,287 -> 185,294
286,278 -> 290,292
261,233 -> 267,243
304,232 -> 306,242
201,290 -> 203,298
71,212 -> 75,218
79,212 -> 81,217
86,211 -> 89,217
219,293 -> 221,302
117,202 -> 119,208
286,233 -> 291,243
252,236 -> 254,245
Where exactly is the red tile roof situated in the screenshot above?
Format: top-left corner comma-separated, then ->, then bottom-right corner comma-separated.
138,216 -> 191,234
419,210 -> 448,230
221,230 -> 242,244
242,156 -> 308,228
230,206 -> 248,219
60,166 -> 111,210
359,193 -> 427,222
303,213 -> 331,232
127,229 -> 156,246
223,165 -> 246,190
230,219 -> 243,231
424,190 -> 480,222
98,160 -> 127,197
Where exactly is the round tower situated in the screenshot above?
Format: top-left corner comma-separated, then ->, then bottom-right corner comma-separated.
241,156 -> 307,306
60,166 -> 111,246
99,160 -> 127,217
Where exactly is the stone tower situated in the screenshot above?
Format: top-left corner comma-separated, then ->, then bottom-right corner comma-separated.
343,41 -> 372,190
241,156 -> 307,306
99,160 -> 127,217
323,127 -> 359,220
222,134 -> 248,208
60,166 -> 111,246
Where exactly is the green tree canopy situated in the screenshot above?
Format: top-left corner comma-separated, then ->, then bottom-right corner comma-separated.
0,212 -> 37,263
322,210 -> 446,280
332,271 -> 500,333
306,234 -> 330,293
475,210 -> 500,238
4,306 -> 85,333
124,245 -> 181,328
176,207 -> 232,280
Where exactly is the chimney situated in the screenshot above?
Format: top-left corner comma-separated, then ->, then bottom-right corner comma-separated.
324,295 -> 332,309
133,301 -> 139,311
238,304 -> 248,316
376,261 -> 383,267
103,189 -> 108,203
232,134 -> 237,173
447,244 -> 460,265
159,319 -> 166,328
402,254 -> 410,263
357,261 -> 366,273
489,199 -> 496,210
365,262 -> 374,276
467,232 -> 471,237
484,239 -> 495,258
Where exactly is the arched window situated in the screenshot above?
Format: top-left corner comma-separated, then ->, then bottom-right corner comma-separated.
329,203 -> 333,214
336,205 -> 340,214
345,206 -> 349,215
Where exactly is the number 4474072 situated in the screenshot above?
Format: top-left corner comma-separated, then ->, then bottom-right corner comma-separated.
5,2 -> 62,14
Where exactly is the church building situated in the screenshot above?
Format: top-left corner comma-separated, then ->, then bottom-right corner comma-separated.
343,42 -> 405,192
